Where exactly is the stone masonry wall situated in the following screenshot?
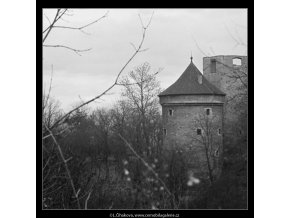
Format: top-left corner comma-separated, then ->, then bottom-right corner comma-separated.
203,55 -> 247,125
161,103 -> 224,178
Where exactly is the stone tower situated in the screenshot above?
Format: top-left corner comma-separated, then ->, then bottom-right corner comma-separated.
158,57 -> 226,179
203,55 -> 248,124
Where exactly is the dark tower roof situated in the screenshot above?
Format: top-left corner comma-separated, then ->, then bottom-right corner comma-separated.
159,59 -> 225,96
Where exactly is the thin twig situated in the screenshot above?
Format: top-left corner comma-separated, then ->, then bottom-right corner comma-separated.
53,11 -> 109,31
43,168 -> 51,182
76,188 -> 81,198
43,9 -> 108,42
84,191 -> 92,209
43,155 -> 51,171
43,65 -> 54,110
44,13 -> 51,26
118,134 -> 177,208
43,181 -> 58,192
43,9 -> 68,42
192,36 -> 209,57
43,45 -> 91,56
130,42 -> 137,51
43,184 -> 64,196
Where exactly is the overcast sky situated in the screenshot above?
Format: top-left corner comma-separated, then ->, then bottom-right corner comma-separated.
43,9 -> 247,111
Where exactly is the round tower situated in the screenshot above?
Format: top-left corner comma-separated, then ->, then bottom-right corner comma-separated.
159,57 -> 226,179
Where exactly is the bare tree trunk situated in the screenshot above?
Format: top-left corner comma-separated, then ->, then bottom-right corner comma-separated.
205,145 -> 214,184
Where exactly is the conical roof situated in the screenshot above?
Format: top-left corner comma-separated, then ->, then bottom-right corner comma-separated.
159,60 -> 225,96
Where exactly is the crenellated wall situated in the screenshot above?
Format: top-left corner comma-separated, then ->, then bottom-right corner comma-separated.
203,55 -> 248,126
203,55 -> 247,94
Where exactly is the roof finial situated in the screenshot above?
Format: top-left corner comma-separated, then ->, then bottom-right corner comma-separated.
190,52 -> 193,62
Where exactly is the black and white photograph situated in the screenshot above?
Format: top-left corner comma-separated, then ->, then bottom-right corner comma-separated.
42,8 -> 248,210
6,2 -> 290,217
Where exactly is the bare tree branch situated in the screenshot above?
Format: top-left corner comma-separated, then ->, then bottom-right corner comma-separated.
225,24 -> 246,50
43,9 -> 107,48
84,190 -> 92,209
43,45 -> 91,56
43,155 -> 51,171
43,9 -> 68,42
192,36 -> 210,57
225,24 -> 240,45
53,11 -> 109,32
139,48 -> 149,52
138,14 -> 145,29
46,13 -> 154,132
130,42 -> 137,51
44,124 -> 81,209
43,184 -> 64,196
209,46 -> 216,56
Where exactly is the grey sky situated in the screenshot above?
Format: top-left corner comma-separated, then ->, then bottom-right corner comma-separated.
43,9 -> 247,111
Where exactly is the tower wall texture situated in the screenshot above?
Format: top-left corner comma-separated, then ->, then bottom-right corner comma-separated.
160,94 -> 225,178
203,55 -> 247,93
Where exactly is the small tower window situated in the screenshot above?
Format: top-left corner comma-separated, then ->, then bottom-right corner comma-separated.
197,128 -> 202,135
215,148 -> 219,157
205,108 -> 212,116
218,128 -> 221,135
168,109 -> 173,116
233,58 -> 242,66
211,59 -> 216,73
163,128 -> 167,136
